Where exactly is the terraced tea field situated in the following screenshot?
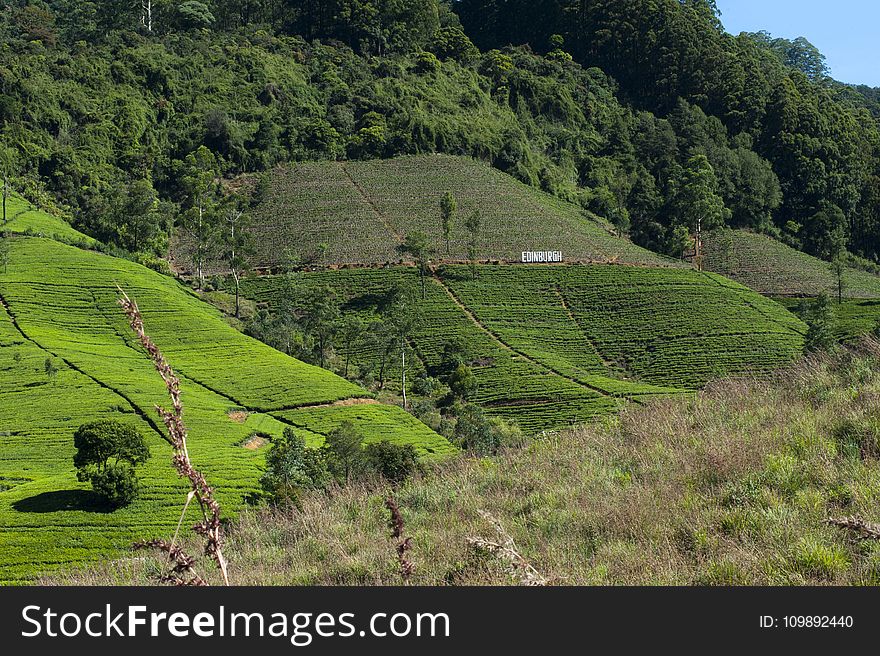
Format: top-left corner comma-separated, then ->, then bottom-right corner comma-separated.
0,235 -> 451,583
703,229 -> 880,299
206,154 -> 682,270
3,194 -> 97,247
241,264 -> 806,431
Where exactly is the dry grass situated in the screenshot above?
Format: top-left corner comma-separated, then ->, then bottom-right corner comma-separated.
50,341 -> 880,586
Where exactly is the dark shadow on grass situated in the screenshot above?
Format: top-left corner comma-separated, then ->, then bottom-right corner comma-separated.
12,489 -> 114,514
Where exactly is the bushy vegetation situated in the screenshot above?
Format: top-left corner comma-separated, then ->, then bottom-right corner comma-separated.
55,341 -> 880,586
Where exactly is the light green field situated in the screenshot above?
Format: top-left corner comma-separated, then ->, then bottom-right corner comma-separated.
0,234 -> 452,583
241,264 -> 806,432
704,229 -> 880,299
196,154 -> 683,270
3,194 -> 97,247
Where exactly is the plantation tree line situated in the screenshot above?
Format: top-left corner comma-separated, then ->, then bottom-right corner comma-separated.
0,0 -> 878,269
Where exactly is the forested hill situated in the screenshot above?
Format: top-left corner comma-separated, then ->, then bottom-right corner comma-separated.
1,1 -> 879,269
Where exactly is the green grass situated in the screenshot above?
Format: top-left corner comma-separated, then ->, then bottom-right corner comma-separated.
0,235 -> 451,583
198,154 -> 683,270
704,229 -> 880,299
241,263 -> 806,432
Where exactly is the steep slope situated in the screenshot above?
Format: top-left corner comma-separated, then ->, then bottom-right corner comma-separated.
0,231 -> 451,583
190,154 -> 683,270
703,230 -> 880,299
241,264 -> 806,432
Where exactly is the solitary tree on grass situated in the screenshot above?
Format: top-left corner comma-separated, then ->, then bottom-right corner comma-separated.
829,255 -> 847,305
384,285 -> 421,407
73,420 -> 150,508
44,356 -> 58,384
828,225 -> 847,305
440,191 -> 457,255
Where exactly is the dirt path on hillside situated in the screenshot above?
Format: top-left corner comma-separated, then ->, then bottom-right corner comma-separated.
338,163 -> 405,245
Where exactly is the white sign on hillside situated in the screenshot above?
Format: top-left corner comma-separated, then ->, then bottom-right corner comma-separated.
521,251 -> 563,263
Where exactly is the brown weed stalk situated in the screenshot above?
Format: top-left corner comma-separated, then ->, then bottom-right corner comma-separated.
385,496 -> 413,580
117,287 -> 229,586
825,516 -> 880,540
467,510 -> 548,586
133,539 -> 208,586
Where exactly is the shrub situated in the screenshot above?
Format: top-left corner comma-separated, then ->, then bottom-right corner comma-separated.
448,363 -> 478,400
73,420 -> 150,507
801,293 -> 836,352
260,428 -> 331,506
364,441 -> 420,483
412,373 -> 440,396
453,404 -> 498,454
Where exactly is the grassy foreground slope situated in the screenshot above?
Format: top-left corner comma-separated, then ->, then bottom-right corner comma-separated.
61,343 -> 880,586
239,154 -> 681,269
704,230 -> 880,299
0,235 -> 451,583
242,264 -> 806,432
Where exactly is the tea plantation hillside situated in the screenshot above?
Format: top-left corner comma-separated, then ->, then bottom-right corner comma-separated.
703,230 -> 880,299
4,194 -> 98,247
241,264 -> 807,432
0,234 -> 451,583
187,154 -> 683,270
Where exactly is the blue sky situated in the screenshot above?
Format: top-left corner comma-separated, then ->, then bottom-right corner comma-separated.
715,0 -> 880,86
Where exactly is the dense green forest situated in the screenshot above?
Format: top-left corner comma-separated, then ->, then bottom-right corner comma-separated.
1,0 -> 879,265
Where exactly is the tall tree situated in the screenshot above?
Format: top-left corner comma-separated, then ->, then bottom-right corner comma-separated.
179,147 -> 221,289
382,284 -> 421,407
339,314 -> 365,378
669,154 -> 730,235
301,285 -> 340,368
222,199 -> 252,319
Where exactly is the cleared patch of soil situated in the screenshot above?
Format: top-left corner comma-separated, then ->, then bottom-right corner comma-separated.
228,410 -> 249,423
241,434 -> 268,450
